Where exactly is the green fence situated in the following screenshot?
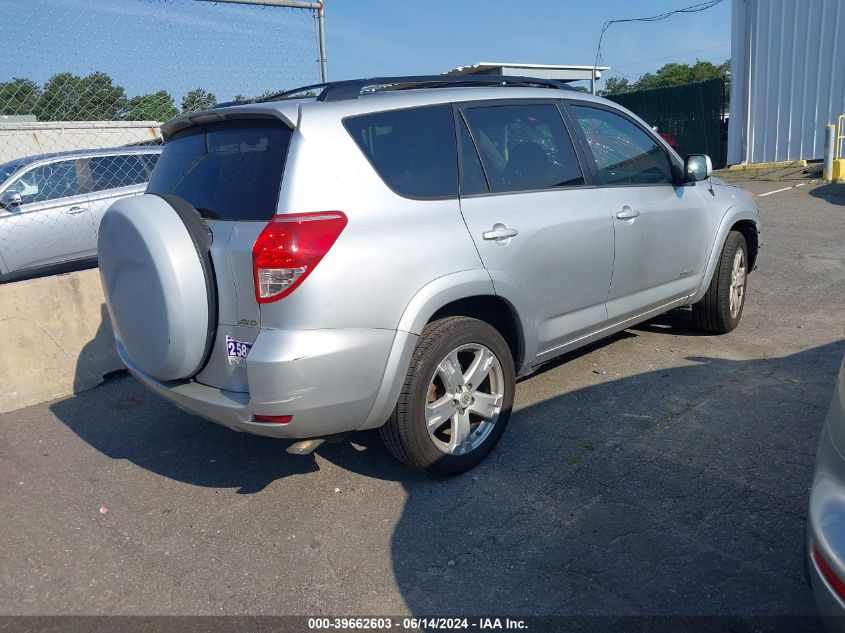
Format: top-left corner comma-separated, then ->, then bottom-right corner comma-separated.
606,78 -> 726,168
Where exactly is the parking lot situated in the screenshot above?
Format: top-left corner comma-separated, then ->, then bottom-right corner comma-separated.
1,177 -> 843,623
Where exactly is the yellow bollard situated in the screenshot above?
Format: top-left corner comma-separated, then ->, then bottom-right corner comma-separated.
835,116 -> 845,183
833,159 -> 845,183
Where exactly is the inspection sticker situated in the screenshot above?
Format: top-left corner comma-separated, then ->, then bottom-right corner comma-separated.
225,336 -> 253,363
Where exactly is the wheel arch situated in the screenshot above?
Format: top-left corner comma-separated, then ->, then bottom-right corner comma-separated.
690,204 -> 761,305
429,295 -> 524,368
731,219 -> 759,271
360,271 -> 528,430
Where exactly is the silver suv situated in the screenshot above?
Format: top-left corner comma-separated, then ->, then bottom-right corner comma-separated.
0,146 -> 161,280
98,76 -> 761,475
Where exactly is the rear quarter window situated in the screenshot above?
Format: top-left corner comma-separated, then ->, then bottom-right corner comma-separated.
344,105 -> 457,199
147,118 -> 291,221
88,155 -> 149,191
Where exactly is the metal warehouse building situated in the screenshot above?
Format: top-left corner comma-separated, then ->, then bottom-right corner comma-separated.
728,0 -> 845,165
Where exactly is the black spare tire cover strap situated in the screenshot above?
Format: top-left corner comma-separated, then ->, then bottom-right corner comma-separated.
152,193 -> 218,377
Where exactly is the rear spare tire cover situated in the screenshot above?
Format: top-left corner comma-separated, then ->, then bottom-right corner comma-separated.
98,193 -> 216,381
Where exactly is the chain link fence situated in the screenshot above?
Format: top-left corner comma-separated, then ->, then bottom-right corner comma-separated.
0,0 -> 320,280
606,78 -> 727,168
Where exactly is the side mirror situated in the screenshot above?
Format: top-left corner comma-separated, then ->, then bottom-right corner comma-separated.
0,190 -> 22,209
684,154 -> 712,182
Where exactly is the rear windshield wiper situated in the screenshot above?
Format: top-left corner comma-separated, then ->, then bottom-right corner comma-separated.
196,207 -> 220,220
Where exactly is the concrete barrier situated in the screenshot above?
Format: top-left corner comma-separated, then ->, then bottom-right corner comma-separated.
0,269 -> 122,413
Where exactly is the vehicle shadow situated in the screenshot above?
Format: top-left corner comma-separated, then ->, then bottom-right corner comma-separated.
330,340 -> 843,622
809,183 -> 845,206
632,306 -> 714,337
72,303 -> 122,394
49,325 -> 843,622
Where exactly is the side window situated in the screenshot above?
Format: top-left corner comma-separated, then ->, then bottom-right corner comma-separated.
7,160 -> 81,204
457,115 -> 488,195
462,103 -> 584,193
569,105 -> 673,186
343,105 -> 457,198
88,155 -> 149,192
142,153 -> 160,177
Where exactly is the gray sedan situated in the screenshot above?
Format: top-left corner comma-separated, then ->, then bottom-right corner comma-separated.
0,146 -> 161,281
808,355 -> 845,626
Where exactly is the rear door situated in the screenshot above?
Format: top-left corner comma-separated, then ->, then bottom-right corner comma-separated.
0,158 -> 96,274
457,101 -> 615,360
145,118 -> 293,392
85,153 -> 156,236
566,103 -> 709,321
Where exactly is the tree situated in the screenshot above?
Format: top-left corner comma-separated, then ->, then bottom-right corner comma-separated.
599,76 -> 631,96
632,59 -> 728,91
181,88 -> 217,113
35,72 -> 126,121
599,59 -> 730,103
126,90 -> 179,122
0,78 -> 41,116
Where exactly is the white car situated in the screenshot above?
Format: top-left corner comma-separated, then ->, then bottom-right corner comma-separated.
0,146 -> 161,280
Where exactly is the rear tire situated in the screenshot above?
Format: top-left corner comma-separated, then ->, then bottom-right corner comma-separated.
380,317 -> 515,476
692,230 -> 748,333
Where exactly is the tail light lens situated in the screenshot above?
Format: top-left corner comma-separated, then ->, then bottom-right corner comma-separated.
252,212 -> 347,303
812,542 -> 845,601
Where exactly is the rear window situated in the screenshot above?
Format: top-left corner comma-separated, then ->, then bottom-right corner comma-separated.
344,105 -> 457,199
147,118 -> 291,221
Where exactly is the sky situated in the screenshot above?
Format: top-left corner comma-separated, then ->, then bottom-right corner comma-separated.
3,0 -> 733,103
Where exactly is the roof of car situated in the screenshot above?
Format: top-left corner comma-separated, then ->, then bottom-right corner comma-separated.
161,79 -> 612,139
1,145 -> 162,173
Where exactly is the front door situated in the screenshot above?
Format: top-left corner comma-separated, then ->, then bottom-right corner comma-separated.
0,158 -> 96,274
456,102 -> 615,360
567,103 -> 710,322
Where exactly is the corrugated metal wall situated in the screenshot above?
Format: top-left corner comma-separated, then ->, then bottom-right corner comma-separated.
728,0 -> 845,164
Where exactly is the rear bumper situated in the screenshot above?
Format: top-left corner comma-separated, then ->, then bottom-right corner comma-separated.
118,327 -> 411,439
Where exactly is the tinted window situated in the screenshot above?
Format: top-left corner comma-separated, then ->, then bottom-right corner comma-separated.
344,105 -> 457,198
7,160 -> 82,204
141,153 -> 159,175
570,105 -> 673,185
462,104 -> 584,193
88,155 -> 149,192
458,115 -> 488,195
147,119 -> 291,221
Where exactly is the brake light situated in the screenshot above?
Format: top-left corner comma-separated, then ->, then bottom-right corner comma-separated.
252,212 -> 347,303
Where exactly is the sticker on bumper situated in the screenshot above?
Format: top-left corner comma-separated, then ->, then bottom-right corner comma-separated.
225,336 -> 253,364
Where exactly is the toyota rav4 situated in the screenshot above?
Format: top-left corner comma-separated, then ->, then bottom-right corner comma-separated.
98,75 -> 761,475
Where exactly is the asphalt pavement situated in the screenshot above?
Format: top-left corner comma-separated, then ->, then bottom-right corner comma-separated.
1,179 -> 844,626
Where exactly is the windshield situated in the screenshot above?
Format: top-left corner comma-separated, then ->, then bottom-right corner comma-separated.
0,161 -> 23,187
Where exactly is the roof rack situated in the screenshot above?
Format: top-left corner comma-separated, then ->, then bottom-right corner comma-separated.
256,75 -> 575,105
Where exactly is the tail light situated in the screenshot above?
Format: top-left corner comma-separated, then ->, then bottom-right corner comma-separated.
812,542 -> 845,601
252,212 -> 347,303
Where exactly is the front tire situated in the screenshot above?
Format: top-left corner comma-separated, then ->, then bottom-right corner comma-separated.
692,230 -> 748,333
380,317 -> 515,476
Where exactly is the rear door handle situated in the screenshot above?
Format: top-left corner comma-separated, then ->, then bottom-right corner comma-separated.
66,206 -> 87,215
483,224 -> 519,241
616,206 -> 640,220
